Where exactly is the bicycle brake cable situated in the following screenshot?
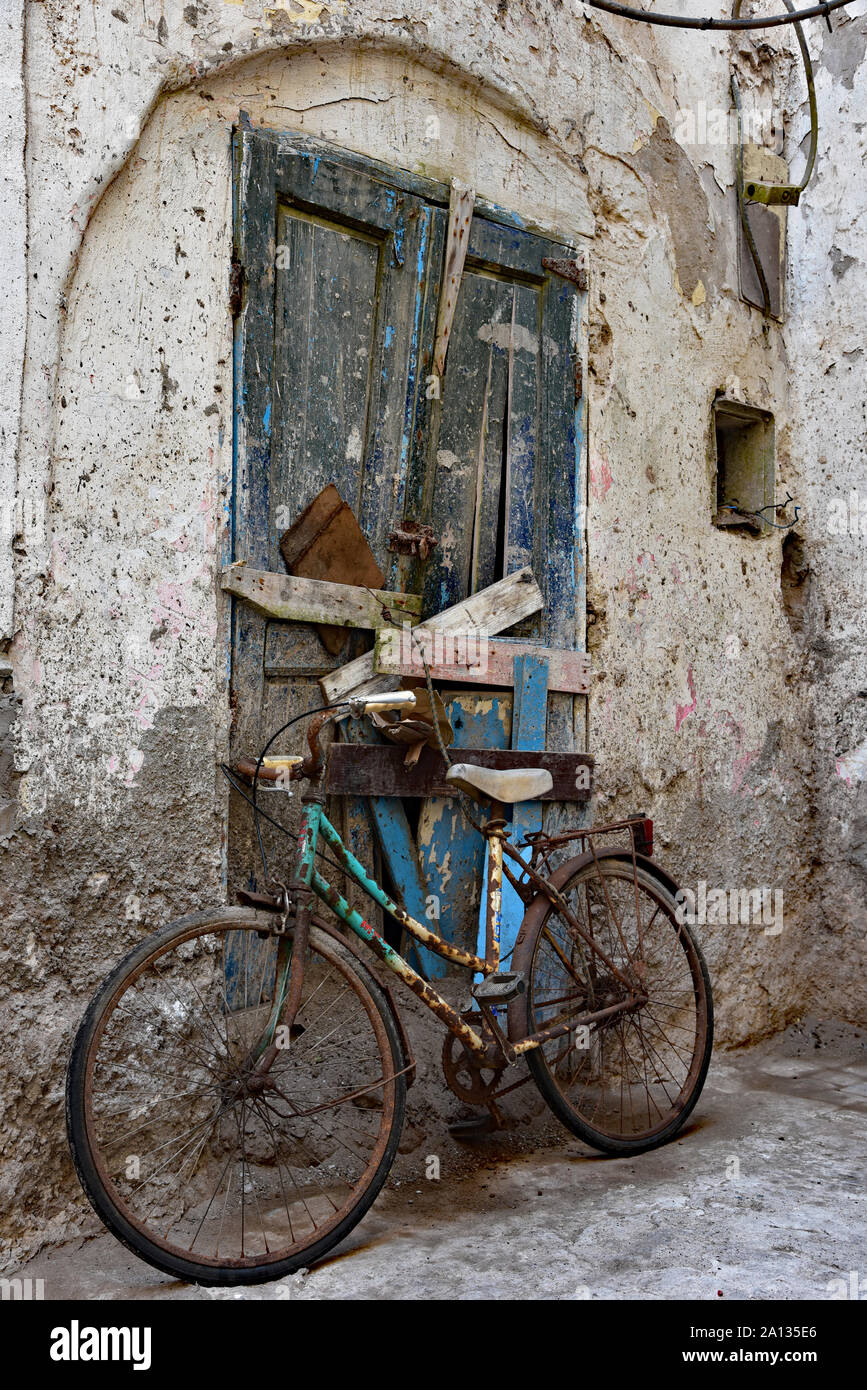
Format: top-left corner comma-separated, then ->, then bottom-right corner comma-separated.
219,762 -> 348,880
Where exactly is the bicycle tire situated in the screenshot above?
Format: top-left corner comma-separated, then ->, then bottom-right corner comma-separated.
67,908 -> 407,1285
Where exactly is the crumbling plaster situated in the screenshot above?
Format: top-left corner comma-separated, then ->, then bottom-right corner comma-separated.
1,0 -> 863,1261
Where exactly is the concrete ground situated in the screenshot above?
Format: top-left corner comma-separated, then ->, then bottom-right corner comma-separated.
18,1018 -> 867,1300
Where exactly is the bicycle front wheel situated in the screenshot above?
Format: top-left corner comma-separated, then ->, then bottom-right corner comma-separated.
517,860 -> 713,1155
67,909 -> 406,1285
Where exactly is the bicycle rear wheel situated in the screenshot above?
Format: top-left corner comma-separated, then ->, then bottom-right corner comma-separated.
67,909 -> 406,1284
517,859 -> 712,1154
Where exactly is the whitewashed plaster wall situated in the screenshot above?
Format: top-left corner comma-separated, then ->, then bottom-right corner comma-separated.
783,4 -> 867,1023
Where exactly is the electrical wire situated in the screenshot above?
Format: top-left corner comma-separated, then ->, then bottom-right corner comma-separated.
220,761 -> 348,876
582,0 -> 853,29
733,0 -> 818,193
731,71 -> 773,317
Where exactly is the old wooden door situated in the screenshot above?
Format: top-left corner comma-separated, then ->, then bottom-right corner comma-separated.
229,128 -> 445,893
409,213 -> 583,965
230,128 -> 585,963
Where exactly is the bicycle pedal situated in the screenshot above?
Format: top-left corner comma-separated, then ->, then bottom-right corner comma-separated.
472,971 -> 525,1004
448,1112 -> 498,1138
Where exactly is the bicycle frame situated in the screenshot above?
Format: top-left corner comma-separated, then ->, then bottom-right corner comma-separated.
285,792 -> 647,1064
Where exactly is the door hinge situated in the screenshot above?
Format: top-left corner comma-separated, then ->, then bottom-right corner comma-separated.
229,254 -> 246,317
574,357 -> 584,404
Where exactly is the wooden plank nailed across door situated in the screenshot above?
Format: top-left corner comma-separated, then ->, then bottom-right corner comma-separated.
320,566 -> 544,703
221,564 -> 421,630
374,628 -> 590,693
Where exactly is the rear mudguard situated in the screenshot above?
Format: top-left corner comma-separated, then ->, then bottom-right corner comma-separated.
506,851 -> 682,1043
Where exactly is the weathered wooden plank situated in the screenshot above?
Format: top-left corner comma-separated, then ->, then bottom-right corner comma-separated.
374,629 -> 590,694
368,795 -> 441,978
361,206 -> 448,566
326,743 -> 593,801
433,179 -> 475,380
423,270 -> 511,615
340,715 -> 436,975
222,564 -> 421,630
250,126 -> 594,243
505,281 -> 540,577
320,566 -> 543,703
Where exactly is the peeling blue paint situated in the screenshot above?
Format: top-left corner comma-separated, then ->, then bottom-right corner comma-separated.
392,221 -> 405,267
392,208 -> 430,537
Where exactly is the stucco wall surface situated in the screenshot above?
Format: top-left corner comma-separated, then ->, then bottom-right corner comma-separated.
782,9 -> 867,1025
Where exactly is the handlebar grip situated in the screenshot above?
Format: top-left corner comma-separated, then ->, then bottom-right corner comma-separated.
235,756 -> 303,784
362,691 -> 418,714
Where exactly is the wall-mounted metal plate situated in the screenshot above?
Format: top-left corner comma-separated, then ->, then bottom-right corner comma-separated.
738,146 -> 788,322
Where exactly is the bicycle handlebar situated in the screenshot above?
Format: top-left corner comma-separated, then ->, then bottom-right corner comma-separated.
239,693 -> 418,788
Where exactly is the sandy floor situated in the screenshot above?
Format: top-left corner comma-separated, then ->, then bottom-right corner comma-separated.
15,1016 -> 867,1300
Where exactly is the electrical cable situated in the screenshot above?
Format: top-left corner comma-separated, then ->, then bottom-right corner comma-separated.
582,0 -> 852,30
732,71 -> 773,317
220,702 -> 347,884
219,761 -> 348,878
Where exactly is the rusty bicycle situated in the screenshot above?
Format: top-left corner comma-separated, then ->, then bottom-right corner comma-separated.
67,691 -> 713,1285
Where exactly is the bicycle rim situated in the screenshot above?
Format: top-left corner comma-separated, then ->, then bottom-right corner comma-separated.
522,863 -> 712,1152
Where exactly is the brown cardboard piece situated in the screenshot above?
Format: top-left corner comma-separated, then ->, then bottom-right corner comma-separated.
279,484 -> 385,654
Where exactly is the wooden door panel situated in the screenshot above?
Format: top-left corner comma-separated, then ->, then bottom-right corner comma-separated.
272,206 -> 380,525
412,216 -> 583,957
417,691 -> 512,969
230,131 -> 444,894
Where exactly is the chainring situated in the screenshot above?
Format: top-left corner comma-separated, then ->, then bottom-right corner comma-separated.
441,1030 -> 506,1106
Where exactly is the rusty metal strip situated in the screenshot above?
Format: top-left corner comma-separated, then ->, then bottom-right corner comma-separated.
542,255 -> 588,292
433,178 -> 475,380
